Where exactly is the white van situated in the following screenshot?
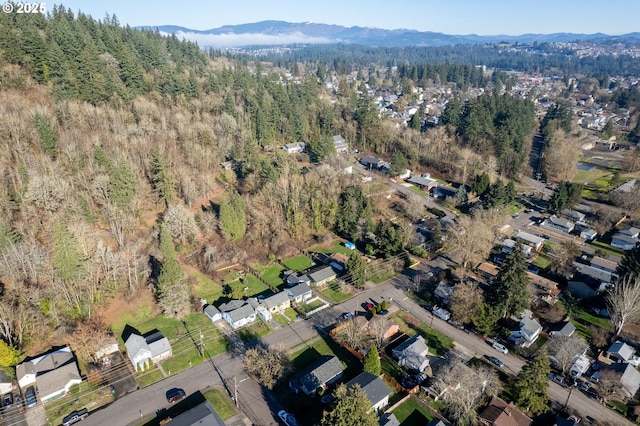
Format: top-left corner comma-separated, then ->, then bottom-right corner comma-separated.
492,342 -> 509,354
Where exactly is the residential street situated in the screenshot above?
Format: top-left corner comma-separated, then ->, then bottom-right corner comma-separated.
82,273 -> 632,426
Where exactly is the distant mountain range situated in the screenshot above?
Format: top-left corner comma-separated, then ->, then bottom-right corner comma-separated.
139,20 -> 640,48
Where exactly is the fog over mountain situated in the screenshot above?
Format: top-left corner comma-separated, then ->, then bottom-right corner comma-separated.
139,20 -> 640,48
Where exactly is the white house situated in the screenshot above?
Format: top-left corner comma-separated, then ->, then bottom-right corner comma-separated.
16,346 -> 82,404
219,300 -> 257,330
346,372 -> 391,413
286,282 -> 313,304
510,310 -> 542,348
282,142 -> 306,154
515,231 -> 544,252
392,335 -> 430,373
204,304 -> 222,323
261,291 -> 290,314
333,135 -> 348,153
124,331 -> 172,372
0,370 -> 12,395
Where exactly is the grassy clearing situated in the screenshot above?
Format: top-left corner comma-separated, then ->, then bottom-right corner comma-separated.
571,320 -> 592,339
131,312 -> 213,341
591,240 -> 625,257
162,345 -> 203,376
391,312 -> 454,356
296,299 -> 325,314
309,240 -> 354,256
408,185 -> 428,196
381,355 -> 405,382
572,167 -> 610,184
272,314 -> 289,326
284,307 -> 299,321
391,396 -> 435,425
228,274 -> 269,297
320,281 -> 353,303
236,320 -> 270,343
203,388 -> 237,419
574,309 -> 613,332
282,255 -> 314,271
368,267 -> 399,284
260,264 -> 285,287
136,369 -> 165,388
185,265 -> 223,302
290,338 -> 337,369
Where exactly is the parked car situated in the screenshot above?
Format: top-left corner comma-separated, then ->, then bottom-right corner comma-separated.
432,307 -> 451,321
491,342 -> 508,354
484,355 -> 504,367
320,394 -> 335,404
278,410 -> 300,426
24,386 -> 37,408
548,373 -> 564,385
165,388 -> 186,403
62,408 -> 89,426
2,393 -> 13,407
340,312 -> 354,321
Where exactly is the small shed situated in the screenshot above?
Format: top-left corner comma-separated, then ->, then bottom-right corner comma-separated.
204,304 -> 222,323
344,241 -> 356,250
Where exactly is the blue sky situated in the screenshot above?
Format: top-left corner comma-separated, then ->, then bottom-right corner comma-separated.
56,0 -> 638,35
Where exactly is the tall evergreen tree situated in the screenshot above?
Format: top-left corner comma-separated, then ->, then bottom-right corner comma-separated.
617,244 -> 640,279
409,112 -> 421,131
219,193 -> 246,241
345,251 -> 367,287
363,345 -> 381,376
490,241 -> 530,318
157,225 -> 190,318
151,149 -> 174,207
513,351 -> 550,415
320,384 -> 378,426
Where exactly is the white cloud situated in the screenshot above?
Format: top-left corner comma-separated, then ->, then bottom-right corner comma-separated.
168,31 -> 333,47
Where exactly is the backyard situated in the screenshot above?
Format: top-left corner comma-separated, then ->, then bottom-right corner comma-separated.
282,255 -> 315,271
391,396 -> 436,426
391,312 -> 454,356
320,281 -> 353,304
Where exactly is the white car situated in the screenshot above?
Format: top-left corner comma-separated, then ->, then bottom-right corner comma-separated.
492,342 -> 509,354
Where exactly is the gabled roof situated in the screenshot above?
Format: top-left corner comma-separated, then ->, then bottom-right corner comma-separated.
612,233 -> 638,245
590,256 -> 618,272
346,372 -> 391,408
261,291 -> 290,310
479,396 -> 532,426
309,266 -> 336,283
37,362 -> 81,400
515,231 -> 544,247
561,209 -> 585,222
606,362 -> 640,397
218,299 -> 247,312
204,304 -> 221,318
16,346 -> 76,381
549,215 -> 574,229
393,335 -> 429,357
145,331 -> 171,358
607,341 -> 635,362
226,303 -> 256,323
519,310 -> 541,335
550,321 -> 576,337
167,393 -> 226,426
380,413 -> 400,426
299,356 -> 344,393
124,334 -> 150,361
287,282 -> 312,298
407,175 -> 437,188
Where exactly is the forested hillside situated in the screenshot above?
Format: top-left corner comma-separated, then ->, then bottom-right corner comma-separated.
0,7 -> 539,357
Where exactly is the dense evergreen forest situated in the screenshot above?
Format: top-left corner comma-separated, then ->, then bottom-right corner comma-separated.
225,43 -> 640,78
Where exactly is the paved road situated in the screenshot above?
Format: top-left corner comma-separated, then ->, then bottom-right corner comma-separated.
82,271 -> 632,426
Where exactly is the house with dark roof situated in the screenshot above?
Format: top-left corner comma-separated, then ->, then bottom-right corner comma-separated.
478,396 -> 532,426
124,330 -> 172,372
567,281 -> 598,300
607,341 -> 636,363
544,215 -> 575,233
16,346 -> 82,404
360,156 -> 386,170
165,391 -> 226,426
561,209 -> 585,223
379,413 -> 401,426
285,272 -> 311,287
290,356 -> 345,396
286,282 -> 312,304
392,335 -> 429,373
346,372 -> 391,413
406,174 -> 438,191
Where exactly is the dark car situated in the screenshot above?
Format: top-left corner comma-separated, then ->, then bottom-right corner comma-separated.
165,388 -> 186,403
484,355 -> 504,368
2,393 -> 13,407
62,408 -> 88,426
24,386 -> 37,408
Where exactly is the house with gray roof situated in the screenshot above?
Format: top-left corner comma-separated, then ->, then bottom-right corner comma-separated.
308,266 -> 337,287
290,356 -> 344,396
286,282 -> 312,304
16,346 -> 82,404
544,215 -> 575,233
220,301 -> 257,330
392,335 -> 430,373
550,321 -> 576,338
573,262 -> 616,284
333,135 -> 348,153
346,372 -> 391,413
166,391 -> 226,426
285,272 -> 311,287
607,341 -> 636,363
515,231 -> 544,252
510,310 -> 542,348
590,256 -> 618,273
124,330 -> 172,372
604,362 -> 640,398
379,413 -> 400,426
406,174 -> 438,191
612,233 -> 638,250
561,209 -> 585,223
204,304 -> 222,323
261,291 -> 290,314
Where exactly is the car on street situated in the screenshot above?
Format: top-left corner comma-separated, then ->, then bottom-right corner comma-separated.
484,355 -> 504,367
25,386 -> 37,408
278,410 -> 300,426
62,408 -> 89,426
340,312 -> 355,321
432,307 -> 451,321
491,342 -> 508,354
585,415 -> 596,423
165,388 -> 186,403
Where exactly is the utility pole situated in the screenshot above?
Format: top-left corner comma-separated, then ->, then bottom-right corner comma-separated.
200,330 -> 205,359
234,376 -> 238,407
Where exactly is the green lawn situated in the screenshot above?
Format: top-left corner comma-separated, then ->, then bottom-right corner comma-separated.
391,312 -> 454,356
381,355 -> 405,382
532,255 -> 552,270
368,267 -> 398,284
296,299 -> 325,314
259,264 -> 285,288
45,382 -> 113,426
408,185 -> 428,196
129,311 -> 214,341
272,314 -> 289,326
236,320 -> 271,343
162,345 -> 203,376
309,240 -> 355,256
392,396 -> 436,425
203,388 -> 237,419
572,167 -> 610,185
320,282 -> 353,303
228,274 -> 269,297
282,255 -> 314,271
591,240 -> 626,257
185,265 -> 223,302
573,308 -> 613,332
284,307 -> 298,321
570,320 -> 592,339
290,338 -> 337,369
136,369 -> 165,388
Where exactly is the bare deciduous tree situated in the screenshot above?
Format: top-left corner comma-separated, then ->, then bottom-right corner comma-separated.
164,203 -> 199,246
432,358 -> 501,425
450,280 -> 483,324
606,274 -> 640,336
243,344 -> 292,390
546,335 -> 588,375
449,212 -> 493,273
70,315 -> 114,364
339,316 -> 369,350
368,316 -> 393,348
